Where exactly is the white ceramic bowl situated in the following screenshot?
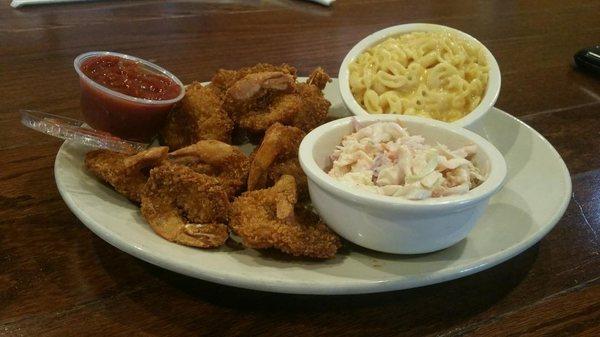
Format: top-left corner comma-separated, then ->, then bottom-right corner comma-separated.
299,115 -> 507,254
338,23 -> 501,132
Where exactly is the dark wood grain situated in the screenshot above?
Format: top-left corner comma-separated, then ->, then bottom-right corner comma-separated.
1,0 -> 599,336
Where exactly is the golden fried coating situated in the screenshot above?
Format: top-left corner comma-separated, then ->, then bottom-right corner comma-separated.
211,63 -> 297,94
247,123 -> 306,197
225,67 -> 331,133
85,147 -> 168,203
267,158 -> 307,197
168,140 -> 250,198
230,175 -> 341,259
141,162 -> 230,248
236,93 -> 301,132
85,63 -> 339,257
286,81 -> 331,133
306,67 -> 331,90
160,82 -> 233,149
224,72 -> 296,123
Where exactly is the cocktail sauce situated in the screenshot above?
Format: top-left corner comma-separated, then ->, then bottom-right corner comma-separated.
80,56 -> 180,101
77,54 -> 183,142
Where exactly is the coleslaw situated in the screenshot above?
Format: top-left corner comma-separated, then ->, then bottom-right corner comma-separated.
328,120 -> 486,200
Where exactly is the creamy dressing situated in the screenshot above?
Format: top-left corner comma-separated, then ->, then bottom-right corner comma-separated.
328,120 -> 486,200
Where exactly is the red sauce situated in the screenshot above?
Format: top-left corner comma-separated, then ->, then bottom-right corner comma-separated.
80,55 -> 180,101
77,54 -> 183,142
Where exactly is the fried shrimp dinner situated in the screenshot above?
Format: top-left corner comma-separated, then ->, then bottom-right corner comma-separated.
83,62 -> 340,259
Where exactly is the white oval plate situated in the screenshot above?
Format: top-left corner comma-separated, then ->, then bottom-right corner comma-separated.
55,79 -> 571,295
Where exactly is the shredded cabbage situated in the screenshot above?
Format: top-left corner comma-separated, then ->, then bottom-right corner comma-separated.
328,119 -> 486,200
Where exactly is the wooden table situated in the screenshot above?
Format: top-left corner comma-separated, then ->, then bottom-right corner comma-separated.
1,1 -> 599,335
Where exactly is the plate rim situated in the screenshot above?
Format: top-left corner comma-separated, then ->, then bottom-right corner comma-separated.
54,104 -> 572,295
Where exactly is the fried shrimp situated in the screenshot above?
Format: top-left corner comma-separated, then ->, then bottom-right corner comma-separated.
83,63 -> 340,257
160,82 -> 233,149
288,80 -> 331,132
168,140 -> 250,198
225,67 -> 331,133
140,163 -> 230,248
224,71 -> 296,124
85,146 -> 168,203
211,63 -> 297,95
247,123 -> 306,195
306,67 -> 331,90
236,94 -> 301,132
230,175 -> 341,259
226,72 -> 295,103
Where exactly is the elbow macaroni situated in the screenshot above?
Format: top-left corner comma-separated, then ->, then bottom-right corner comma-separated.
349,31 -> 489,122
